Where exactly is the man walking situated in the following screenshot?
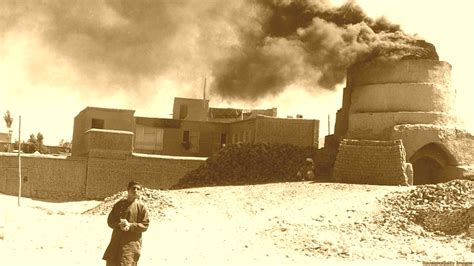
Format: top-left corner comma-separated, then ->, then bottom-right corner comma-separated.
103,181 -> 150,266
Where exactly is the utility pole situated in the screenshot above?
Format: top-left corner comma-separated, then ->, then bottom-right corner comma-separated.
18,115 -> 22,206
327,114 -> 331,135
203,77 -> 207,121
203,77 -> 207,101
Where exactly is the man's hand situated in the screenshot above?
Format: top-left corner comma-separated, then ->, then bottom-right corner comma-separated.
119,219 -> 130,232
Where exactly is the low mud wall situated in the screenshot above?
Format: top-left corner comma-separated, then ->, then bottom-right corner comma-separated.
0,152 -> 204,200
85,153 -> 205,199
0,153 -> 87,199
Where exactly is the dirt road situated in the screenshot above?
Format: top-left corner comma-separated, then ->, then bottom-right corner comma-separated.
0,182 -> 471,265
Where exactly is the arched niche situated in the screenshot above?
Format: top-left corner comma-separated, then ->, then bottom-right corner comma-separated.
409,142 -> 457,184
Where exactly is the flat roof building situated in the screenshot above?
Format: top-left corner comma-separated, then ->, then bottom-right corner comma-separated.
72,97 -> 319,158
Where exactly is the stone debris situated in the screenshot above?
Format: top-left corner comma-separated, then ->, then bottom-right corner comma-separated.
378,179 -> 473,235
82,187 -> 173,221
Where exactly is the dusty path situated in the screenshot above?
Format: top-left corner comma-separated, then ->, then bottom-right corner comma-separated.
0,182 -> 471,265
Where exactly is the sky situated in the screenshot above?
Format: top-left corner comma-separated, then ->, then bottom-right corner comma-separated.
0,0 -> 473,145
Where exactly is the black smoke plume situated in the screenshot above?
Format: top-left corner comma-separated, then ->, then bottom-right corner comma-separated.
0,0 -> 249,95
211,0 -> 438,100
0,0 -> 438,101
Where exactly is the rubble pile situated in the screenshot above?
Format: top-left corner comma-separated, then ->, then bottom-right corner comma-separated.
379,179 -> 473,235
82,187 -> 173,220
171,143 -> 319,189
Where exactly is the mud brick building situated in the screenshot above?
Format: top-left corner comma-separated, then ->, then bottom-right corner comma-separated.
72,97 -> 319,158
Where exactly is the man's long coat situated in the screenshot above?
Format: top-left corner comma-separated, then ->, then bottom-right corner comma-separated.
103,199 -> 150,265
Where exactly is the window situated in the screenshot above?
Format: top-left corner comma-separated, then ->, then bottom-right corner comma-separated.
243,130 -> 250,143
188,131 -> 200,153
179,105 -> 188,119
183,130 -> 190,143
220,133 -> 227,147
91,118 -> 104,129
134,125 -> 163,151
182,130 -> 200,152
182,130 -> 190,150
232,133 -> 238,144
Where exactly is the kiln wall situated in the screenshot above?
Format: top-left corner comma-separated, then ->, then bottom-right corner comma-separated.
345,59 -> 456,140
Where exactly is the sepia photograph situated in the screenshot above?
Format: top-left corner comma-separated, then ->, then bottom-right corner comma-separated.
0,0 -> 473,265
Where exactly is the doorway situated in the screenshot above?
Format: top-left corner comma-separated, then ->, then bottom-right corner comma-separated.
410,142 -> 456,185
412,157 -> 442,185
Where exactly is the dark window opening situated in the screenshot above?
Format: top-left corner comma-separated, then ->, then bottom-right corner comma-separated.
220,133 -> 227,147
179,105 -> 188,119
182,130 -> 190,150
91,118 -> 104,129
183,130 -> 189,142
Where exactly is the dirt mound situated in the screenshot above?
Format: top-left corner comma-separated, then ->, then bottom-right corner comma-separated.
378,179 -> 473,235
82,188 -> 173,220
171,143 -> 322,189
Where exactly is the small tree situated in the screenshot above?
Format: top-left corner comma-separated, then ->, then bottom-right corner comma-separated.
3,110 -> 13,152
17,132 -> 49,154
22,134 -> 37,153
59,139 -> 72,153
36,133 -> 49,154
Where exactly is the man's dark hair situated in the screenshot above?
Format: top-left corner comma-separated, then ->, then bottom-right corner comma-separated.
127,180 -> 142,190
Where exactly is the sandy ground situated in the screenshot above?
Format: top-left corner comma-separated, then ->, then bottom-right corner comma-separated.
0,181 -> 472,266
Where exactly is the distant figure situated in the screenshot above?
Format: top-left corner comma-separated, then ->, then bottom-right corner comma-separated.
103,181 -> 150,266
404,163 -> 414,186
297,158 -> 315,181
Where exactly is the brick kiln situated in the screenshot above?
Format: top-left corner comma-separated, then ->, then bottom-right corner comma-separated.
333,59 -> 474,185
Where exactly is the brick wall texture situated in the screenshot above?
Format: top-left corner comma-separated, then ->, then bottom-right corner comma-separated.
85,154 -> 205,199
333,139 -> 408,185
255,116 -> 319,147
0,154 -> 87,199
0,153 -> 204,200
